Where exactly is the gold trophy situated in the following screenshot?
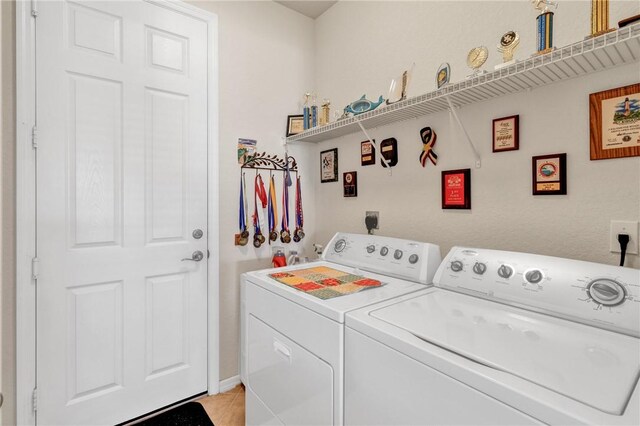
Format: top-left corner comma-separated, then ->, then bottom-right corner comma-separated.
320,99 -> 330,126
495,31 -> 520,70
589,0 -> 614,38
466,46 -> 489,78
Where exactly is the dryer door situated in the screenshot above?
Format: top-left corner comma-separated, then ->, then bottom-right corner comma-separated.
248,315 -> 334,425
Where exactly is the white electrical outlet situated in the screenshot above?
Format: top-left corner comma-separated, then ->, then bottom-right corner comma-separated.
610,220 -> 639,254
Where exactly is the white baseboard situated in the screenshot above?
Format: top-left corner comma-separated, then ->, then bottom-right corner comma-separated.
218,375 -> 241,393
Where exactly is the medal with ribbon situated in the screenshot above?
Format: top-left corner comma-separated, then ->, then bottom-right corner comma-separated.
252,174 -> 267,248
280,177 -> 291,243
237,173 -> 249,246
267,174 -> 278,242
293,176 -> 305,242
419,126 -> 438,167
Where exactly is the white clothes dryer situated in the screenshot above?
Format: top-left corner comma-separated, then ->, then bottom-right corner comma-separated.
240,233 -> 441,425
345,247 -> 640,425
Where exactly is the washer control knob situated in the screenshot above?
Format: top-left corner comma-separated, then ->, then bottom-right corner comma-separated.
587,279 -> 626,307
472,262 -> 487,275
497,265 -> 514,279
334,239 -> 347,253
409,254 -> 419,264
394,249 -> 403,260
450,260 -> 463,272
380,246 -> 389,256
525,269 -> 544,284
366,244 -> 376,254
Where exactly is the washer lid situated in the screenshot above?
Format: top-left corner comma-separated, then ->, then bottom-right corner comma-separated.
370,290 -> 640,415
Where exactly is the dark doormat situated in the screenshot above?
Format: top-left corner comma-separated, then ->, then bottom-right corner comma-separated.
136,402 -> 214,426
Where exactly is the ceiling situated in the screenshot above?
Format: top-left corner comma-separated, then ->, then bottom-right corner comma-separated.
274,1 -> 338,19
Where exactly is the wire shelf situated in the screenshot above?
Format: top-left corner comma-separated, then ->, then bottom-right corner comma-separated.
287,23 -> 640,144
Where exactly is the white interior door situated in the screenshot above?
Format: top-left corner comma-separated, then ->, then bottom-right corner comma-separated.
36,1 -> 209,424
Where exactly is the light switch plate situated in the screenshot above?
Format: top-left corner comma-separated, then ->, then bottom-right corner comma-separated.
610,220 -> 639,254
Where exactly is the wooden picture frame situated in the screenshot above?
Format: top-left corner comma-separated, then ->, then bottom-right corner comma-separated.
343,171 -> 358,197
441,169 -> 471,209
361,140 -> 376,166
286,114 -> 305,137
532,153 -> 567,195
320,148 -> 338,183
589,83 -> 640,160
492,114 -> 519,152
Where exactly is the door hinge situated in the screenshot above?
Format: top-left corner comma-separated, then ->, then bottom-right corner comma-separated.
32,257 -> 40,281
32,387 -> 37,413
31,126 -> 38,149
31,0 -> 39,18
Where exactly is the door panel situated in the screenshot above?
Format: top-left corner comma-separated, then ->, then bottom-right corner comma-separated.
36,1 -> 210,424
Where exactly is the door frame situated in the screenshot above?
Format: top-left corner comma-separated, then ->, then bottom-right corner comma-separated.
15,1 -> 220,424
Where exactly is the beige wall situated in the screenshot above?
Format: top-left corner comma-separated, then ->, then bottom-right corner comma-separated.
1,0 -> 16,424
313,1 -> 640,269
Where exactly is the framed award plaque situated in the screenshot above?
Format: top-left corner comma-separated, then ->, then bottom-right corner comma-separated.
589,83 -> 640,160
532,153 -> 566,195
320,148 -> 338,183
343,171 -> 357,197
361,140 -> 376,166
286,114 -> 305,137
441,169 -> 471,209
492,115 -> 519,152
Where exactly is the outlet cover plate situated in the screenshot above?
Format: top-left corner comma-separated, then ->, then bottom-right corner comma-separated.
610,220 -> 639,254
366,211 -> 379,230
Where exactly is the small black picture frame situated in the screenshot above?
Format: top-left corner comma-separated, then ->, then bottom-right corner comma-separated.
532,153 -> 567,195
441,168 -> 471,209
320,148 -> 338,183
286,114 -> 305,137
343,171 -> 358,197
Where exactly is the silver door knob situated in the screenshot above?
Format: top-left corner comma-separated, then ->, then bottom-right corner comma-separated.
182,250 -> 204,262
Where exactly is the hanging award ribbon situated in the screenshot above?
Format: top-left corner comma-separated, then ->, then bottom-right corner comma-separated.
419,126 -> 438,167
237,173 -> 249,246
252,174 -> 267,248
267,175 -> 278,242
293,176 -> 305,242
280,177 -> 291,243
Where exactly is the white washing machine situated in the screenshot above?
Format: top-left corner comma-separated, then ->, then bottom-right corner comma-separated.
345,247 -> 640,425
240,233 -> 441,425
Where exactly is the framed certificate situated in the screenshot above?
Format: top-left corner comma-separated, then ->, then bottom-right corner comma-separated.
532,153 -> 566,195
492,115 -> 519,152
320,148 -> 338,183
441,169 -> 471,209
589,83 -> 640,160
286,114 -> 305,137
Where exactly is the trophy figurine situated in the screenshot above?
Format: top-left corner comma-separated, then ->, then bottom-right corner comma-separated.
495,31 -> 520,70
531,0 -> 558,55
320,99 -> 330,126
589,0 -> 614,38
386,63 -> 415,105
466,46 -> 489,78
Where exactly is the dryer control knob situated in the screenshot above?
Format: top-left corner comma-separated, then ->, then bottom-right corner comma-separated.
394,249 -> 403,260
380,246 -> 389,256
366,244 -> 376,254
334,239 -> 347,253
587,279 -> 626,307
450,260 -> 463,272
524,269 -> 544,284
497,264 -> 514,279
409,254 -> 419,264
472,262 -> 487,275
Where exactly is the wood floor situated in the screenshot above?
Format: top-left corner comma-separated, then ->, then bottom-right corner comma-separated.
198,384 -> 245,426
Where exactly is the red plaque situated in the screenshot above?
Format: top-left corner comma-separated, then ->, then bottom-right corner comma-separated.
442,169 -> 471,209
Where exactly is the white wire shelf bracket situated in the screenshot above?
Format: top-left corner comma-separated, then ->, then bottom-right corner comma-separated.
287,23 -> 640,144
